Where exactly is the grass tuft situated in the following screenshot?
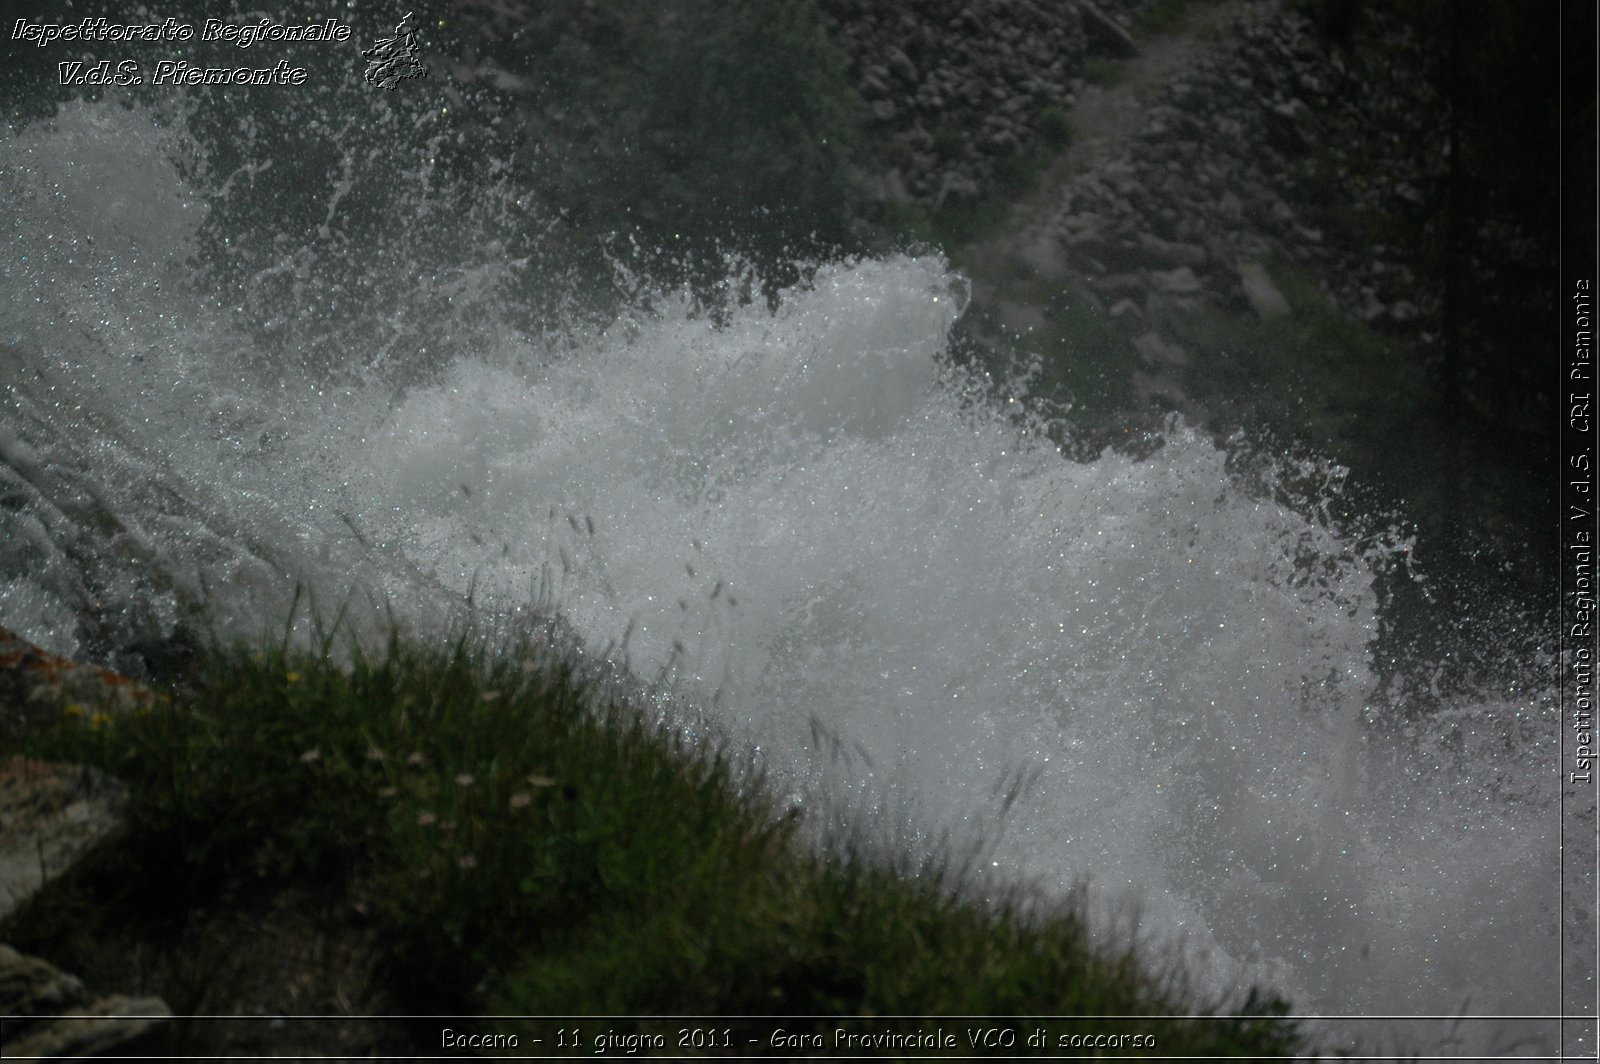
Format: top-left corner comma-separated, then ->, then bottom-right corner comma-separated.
1084,56 -> 1128,88
1134,0 -> 1203,37
6,616 -> 1312,1056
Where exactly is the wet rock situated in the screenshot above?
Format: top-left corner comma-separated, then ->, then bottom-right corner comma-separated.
1015,230 -> 1069,279
1133,331 -> 1190,367
886,45 -> 919,85
983,128 -> 1020,156
1132,368 -> 1185,408
1089,272 -> 1150,301
0,944 -> 171,1058
996,300 -> 1049,334
1263,99 -> 1310,151
1146,266 -> 1203,296
1136,233 -> 1208,268
0,626 -> 155,735
1,627 -> 152,920
1237,260 -> 1292,318
1388,299 -> 1420,324
1356,289 -> 1387,322
934,170 -> 982,209
884,168 -> 913,204
1066,232 -> 1145,272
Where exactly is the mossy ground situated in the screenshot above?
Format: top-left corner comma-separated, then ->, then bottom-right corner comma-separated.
5,609 -> 1313,1058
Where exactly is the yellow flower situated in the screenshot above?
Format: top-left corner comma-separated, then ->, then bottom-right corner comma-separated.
285,671 -> 302,683
88,711 -> 112,730
63,703 -> 84,718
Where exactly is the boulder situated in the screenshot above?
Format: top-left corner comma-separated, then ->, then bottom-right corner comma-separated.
1,756 -> 129,922
1088,272 -> 1150,301
0,943 -> 171,1057
886,46 -> 919,85
1133,331 -> 1191,368
1146,266 -> 1204,296
0,625 -> 156,922
1237,260 -> 1292,318
878,168 -> 913,205
1136,233 -> 1209,268
1015,230 -> 1069,280
934,170 -> 981,210
996,299 -> 1049,335
0,626 -> 155,735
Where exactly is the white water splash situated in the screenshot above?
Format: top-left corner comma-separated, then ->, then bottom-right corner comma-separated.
1,101 -> 1560,1053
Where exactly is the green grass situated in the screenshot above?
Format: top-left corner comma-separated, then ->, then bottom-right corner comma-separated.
1134,0 -> 1201,37
5,611 -> 1313,1057
917,145 -> 1062,249
1084,55 -> 1128,88
1035,288 -> 1141,420
1155,260 -> 1435,500
879,114 -> 1072,253
958,282 -> 1149,457
1038,106 -> 1074,150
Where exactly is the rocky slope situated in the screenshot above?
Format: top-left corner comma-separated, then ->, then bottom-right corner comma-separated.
813,0 -> 1088,210
823,0 -> 1551,603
